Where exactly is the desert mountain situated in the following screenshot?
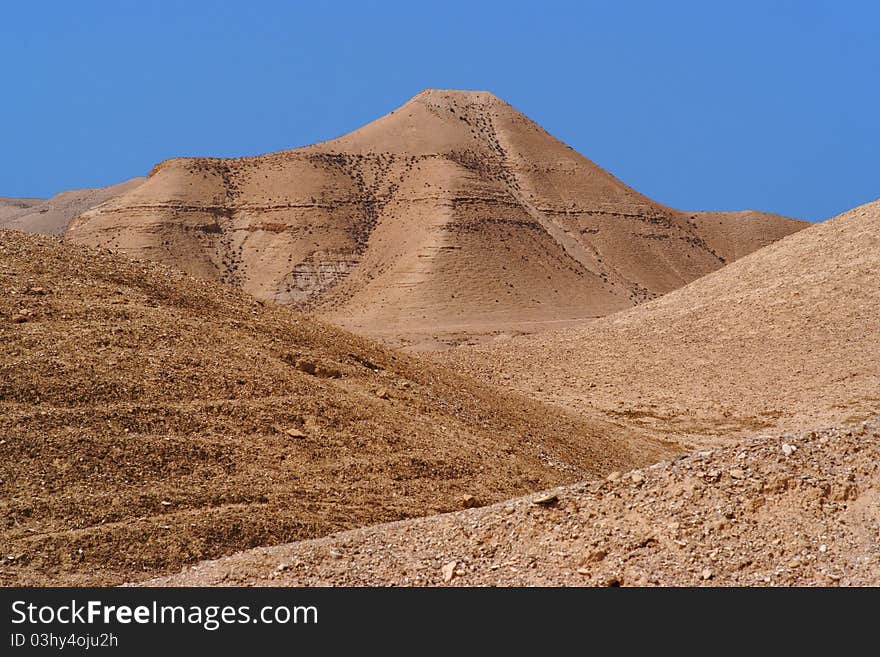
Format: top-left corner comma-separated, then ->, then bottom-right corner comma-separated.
65,90 -> 806,348
0,177 -> 144,235
448,200 -> 880,448
0,197 -> 42,223
0,230 -> 668,585
148,418 -> 880,587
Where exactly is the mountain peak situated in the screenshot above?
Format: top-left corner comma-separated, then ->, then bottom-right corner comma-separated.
410,88 -> 506,111
415,88 -> 500,101
67,92 -> 807,348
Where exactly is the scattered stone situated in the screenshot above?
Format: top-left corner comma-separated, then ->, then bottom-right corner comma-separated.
701,568 -> 713,580
729,469 -> 746,480
347,353 -> 382,372
441,561 -> 457,582
160,500 -> 172,506
634,536 -> 658,549
606,471 -> 622,482
329,549 -> 343,559
315,366 -> 342,379
375,387 -> 389,399
294,359 -> 317,375
461,495 -> 477,509
532,493 -> 559,507
830,483 -> 858,501
630,472 -> 645,485
284,427 -> 307,439
710,519 -> 728,532
782,443 -> 797,456
765,475 -> 790,493
582,549 -> 607,564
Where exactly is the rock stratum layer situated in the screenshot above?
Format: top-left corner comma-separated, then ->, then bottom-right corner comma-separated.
65,91 -> 805,345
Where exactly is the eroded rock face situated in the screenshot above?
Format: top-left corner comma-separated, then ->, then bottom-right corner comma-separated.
66,90 -> 806,340
281,256 -> 358,304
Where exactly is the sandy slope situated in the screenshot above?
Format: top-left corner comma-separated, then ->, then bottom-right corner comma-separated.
65,90 -> 805,348
446,200 -> 880,448
146,418 -> 880,587
0,178 -> 144,235
0,230 -> 669,586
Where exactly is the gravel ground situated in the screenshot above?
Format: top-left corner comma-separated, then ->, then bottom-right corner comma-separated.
146,418 -> 879,587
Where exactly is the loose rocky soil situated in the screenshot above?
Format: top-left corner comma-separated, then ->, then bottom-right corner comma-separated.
0,230 -> 667,586
146,419 -> 879,587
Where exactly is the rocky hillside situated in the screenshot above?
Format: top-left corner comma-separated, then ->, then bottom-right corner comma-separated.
145,419 -> 880,587
0,177 -> 144,235
65,90 -> 805,348
447,200 -> 879,447
0,230 -> 668,585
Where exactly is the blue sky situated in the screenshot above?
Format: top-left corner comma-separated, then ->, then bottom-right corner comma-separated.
1,1 -> 876,221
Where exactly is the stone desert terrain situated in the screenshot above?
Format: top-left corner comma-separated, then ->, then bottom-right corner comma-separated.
143,196 -> 880,587
1,91 -> 876,588
148,419 -> 879,587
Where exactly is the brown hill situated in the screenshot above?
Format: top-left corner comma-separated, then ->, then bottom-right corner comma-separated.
0,230 -> 667,586
145,418 -> 880,587
447,200 -> 880,448
0,197 -> 43,223
65,90 -> 806,348
688,209 -> 808,262
0,178 -> 145,235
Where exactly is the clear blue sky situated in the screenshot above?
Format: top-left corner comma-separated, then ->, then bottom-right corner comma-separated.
1,1 -> 877,221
